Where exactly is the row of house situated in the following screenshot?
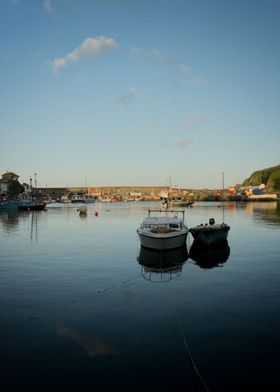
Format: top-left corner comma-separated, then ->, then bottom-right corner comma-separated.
1,170 -> 276,201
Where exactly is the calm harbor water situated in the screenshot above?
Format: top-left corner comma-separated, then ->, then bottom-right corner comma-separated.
0,201 -> 279,391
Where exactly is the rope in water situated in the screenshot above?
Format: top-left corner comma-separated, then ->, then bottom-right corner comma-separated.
68,273 -> 141,304
68,235 -> 143,304
166,282 -> 211,392
27,272 -> 141,319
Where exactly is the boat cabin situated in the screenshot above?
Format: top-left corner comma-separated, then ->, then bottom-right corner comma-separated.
141,216 -> 184,232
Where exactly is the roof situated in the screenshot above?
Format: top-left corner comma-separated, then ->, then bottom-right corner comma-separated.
1,171 -> 19,178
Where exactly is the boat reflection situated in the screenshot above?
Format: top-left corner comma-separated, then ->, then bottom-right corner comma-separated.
137,245 -> 188,282
189,239 -> 230,269
0,209 -> 22,232
0,209 -> 40,241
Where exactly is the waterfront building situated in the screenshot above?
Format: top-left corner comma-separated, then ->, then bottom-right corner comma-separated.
0,171 -> 20,195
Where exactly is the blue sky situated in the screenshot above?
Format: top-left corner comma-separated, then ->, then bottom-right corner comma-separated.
1,0 -> 279,189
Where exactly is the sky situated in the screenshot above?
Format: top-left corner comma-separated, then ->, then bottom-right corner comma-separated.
0,0 -> 279,189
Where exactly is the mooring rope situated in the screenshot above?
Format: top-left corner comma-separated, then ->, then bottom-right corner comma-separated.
26,272 -> 141,319
166,282 -> 211,392
68,273 -> 141,305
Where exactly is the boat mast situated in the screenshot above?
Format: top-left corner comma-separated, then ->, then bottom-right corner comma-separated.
222,172 -> 224,223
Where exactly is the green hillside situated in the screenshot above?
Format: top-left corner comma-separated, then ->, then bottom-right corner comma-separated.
243,164 -> 280,192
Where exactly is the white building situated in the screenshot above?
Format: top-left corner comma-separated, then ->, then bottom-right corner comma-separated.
22,182 -> 32,194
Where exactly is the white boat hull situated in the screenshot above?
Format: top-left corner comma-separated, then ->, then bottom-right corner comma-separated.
169,200 -> 194,207
137,229 -> 188,250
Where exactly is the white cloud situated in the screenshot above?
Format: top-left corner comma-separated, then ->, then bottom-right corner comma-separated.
180,64 -> 191,74
52,58 -> 66,71
43,0 -> 55,14
181,113 -> 208,133
118,88 -> 137,105
129,47 -> 162,62
177,139 -> 192,147
145,120 -> 161,126
193,113 -> 208,124
186,76 -> 208,85
52,36 -> 118,72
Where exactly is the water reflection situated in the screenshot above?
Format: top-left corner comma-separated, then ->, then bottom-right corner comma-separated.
189,239 -> 230,269
0,209 -> 21,232
56,325 -> 119,357
249,201 -> 280,226
30,211 -> 39,242
137,246 -> 188,282
0,209 -> 42,241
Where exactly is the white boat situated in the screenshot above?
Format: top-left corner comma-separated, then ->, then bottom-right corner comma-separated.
83,194 -> 96,203
71,194 -> 96,203
160,182 -> 195,208
58,195 -> 71,204
169,197 -> 194,207
137,209 -> 188,250
189,218 -> 230,246
161,196 -> 194,208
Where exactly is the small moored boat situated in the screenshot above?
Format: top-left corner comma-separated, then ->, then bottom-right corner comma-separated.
190,173 -> 230,246
189,218 -> 230,246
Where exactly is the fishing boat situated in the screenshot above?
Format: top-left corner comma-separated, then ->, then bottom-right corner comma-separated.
189,173 -> 230,246
162,196 -> 194,207
58,195 -> 71,204
160,179 -> 195,208
137,209 -> 188,250
17,200 -> 47,211
71,194 -> 96,203
0,199 -> 46,211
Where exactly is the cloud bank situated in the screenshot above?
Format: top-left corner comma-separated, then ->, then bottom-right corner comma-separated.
43,0 -> 55,14
52,36 -> 118,72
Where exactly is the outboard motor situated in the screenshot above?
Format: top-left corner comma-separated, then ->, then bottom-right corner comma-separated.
209,218 -> 215,225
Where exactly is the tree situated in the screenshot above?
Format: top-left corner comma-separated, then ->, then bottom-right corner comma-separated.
8,180 -> 24,197
273,177 -> 280,191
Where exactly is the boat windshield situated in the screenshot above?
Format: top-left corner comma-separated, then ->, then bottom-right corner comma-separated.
144,223 -> 168,228
144,222 -> 181,229
169,223 -> 180,229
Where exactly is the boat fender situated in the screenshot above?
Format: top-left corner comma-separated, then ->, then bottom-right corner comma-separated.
209,218 -> 215,225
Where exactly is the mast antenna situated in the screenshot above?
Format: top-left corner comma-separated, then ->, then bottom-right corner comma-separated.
222,172 -> 225,223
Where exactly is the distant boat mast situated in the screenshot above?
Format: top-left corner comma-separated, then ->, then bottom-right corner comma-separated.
222,172 -> 225,223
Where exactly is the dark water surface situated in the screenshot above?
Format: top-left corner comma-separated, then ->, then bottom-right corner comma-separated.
0,201 -> 279,391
